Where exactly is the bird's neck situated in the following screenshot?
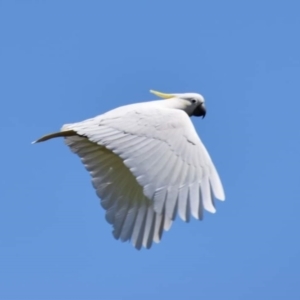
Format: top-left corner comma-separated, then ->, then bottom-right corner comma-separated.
152,98 -> 189,110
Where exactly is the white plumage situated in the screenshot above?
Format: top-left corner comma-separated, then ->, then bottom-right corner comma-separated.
33,90 -> 225,249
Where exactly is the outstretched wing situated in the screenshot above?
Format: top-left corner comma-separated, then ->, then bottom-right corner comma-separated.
63,106 -> 225,249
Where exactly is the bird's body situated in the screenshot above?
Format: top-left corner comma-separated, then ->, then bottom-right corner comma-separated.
34,90 -> 225,249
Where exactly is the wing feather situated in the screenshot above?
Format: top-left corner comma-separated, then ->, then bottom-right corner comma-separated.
120,203 -> 139,242
178,185 -> 189,222
142,206 -> 156,249
201,177 -> 216,213
131,205 -> 147,250
189,182 -> 201,219
163,216 -> 173,231
153,213 -> 164,243
165,187 -> 178,220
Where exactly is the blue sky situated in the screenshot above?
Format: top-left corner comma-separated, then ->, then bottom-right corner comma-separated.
1,0 -> 300,299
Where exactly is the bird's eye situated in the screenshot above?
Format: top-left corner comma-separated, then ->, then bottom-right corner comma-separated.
191,99 -> 196,104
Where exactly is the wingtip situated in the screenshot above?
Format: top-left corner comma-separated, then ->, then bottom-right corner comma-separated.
217,191 -> 226,201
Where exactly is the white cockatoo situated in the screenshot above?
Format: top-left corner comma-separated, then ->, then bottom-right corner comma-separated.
33,90 -> 225,249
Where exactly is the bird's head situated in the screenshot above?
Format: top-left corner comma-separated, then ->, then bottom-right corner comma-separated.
150,90 -> 206,118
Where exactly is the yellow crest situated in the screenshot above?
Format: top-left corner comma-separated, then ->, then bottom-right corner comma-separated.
149,90 -> 174,99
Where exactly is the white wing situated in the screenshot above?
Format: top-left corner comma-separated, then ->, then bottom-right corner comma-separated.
63,105 -> 225,249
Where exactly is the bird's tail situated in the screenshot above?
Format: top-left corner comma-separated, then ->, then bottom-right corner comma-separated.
32,130 -> 77,144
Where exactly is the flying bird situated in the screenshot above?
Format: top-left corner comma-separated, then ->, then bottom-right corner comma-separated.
33,90 -> 225,249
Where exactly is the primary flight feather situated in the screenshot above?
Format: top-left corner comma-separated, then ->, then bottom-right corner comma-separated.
33,90 -> 225,249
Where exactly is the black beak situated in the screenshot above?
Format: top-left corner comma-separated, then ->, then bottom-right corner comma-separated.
193,104 -> 206,118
